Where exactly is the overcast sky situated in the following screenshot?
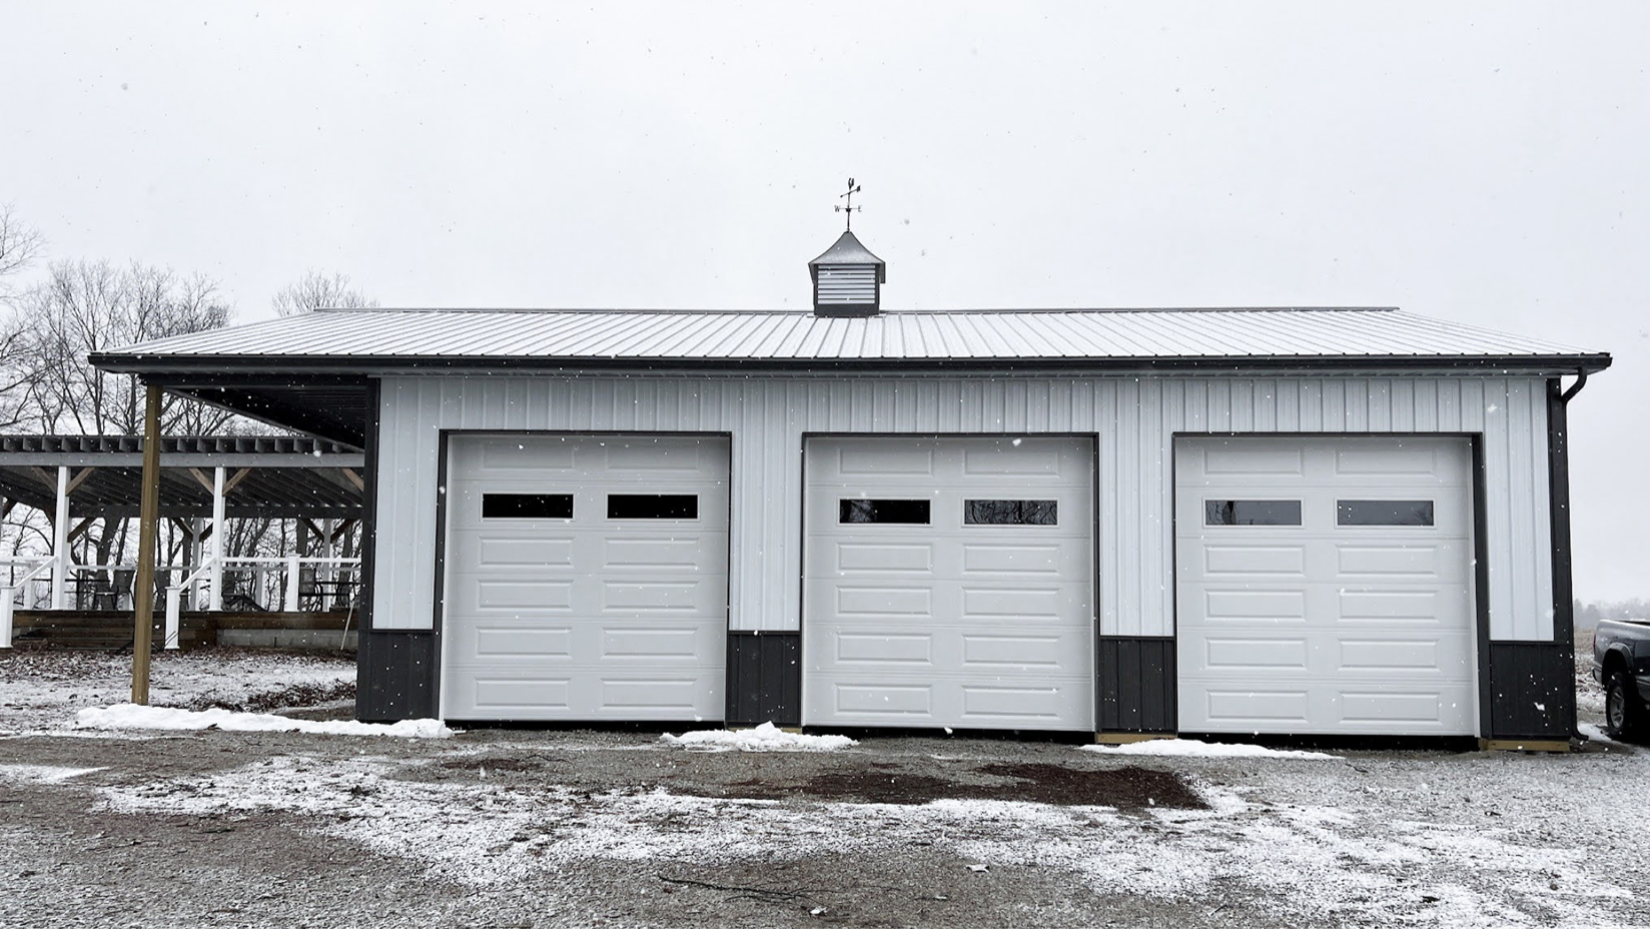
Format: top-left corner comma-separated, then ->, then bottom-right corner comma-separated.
2,2 -> 1645,600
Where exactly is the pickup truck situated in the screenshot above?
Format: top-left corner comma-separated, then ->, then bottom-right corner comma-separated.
1594,618 -> 1650,739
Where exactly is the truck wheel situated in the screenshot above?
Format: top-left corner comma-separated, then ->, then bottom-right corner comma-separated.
1605,669 -> 1644,740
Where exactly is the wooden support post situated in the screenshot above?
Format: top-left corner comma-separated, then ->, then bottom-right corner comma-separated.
131,384 -> 163,704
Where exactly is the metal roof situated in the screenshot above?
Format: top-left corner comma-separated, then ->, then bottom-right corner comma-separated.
810,231 -> 886,271
93,307 -> 1609,375
0,435 -> 364,520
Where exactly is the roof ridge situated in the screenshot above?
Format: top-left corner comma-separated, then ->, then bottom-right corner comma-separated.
313,306 -> 1402,316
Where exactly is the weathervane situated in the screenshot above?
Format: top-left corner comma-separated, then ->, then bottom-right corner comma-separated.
835,177 -> 862,231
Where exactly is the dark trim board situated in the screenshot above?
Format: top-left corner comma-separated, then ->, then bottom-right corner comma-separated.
358,631 -> 440,721
1098,637 -> 1177,733
726,632 -> 801,726
1541,377 -> 1579,740
1472,436 -> 1495,739
1487,642 -> 1575,741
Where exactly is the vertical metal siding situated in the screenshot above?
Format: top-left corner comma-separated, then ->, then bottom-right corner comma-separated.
372,374 -> 1554,642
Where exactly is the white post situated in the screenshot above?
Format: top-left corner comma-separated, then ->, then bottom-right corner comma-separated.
1,589 -> 13,648
208,466 -> 225,612
189,518 -> 204,609
164,587 -> 180,650
284,555 -> 300,611
51,466 -> 69,610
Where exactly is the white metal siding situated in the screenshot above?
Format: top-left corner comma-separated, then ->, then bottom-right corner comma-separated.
1175,436 -> 1476,735
374,375 -> 1553,643
802,437 -> 1095,730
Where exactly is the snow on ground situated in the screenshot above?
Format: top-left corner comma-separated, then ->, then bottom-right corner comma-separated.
662,721 -> 856,752
0,648 -> 355,735
72,704 -> 449,738
0,763 -> 103,785
93,750 -> 1639,927
1082,738 -> 1339,760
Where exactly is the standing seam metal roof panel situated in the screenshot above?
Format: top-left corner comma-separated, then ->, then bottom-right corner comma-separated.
91,307 -> 1607,371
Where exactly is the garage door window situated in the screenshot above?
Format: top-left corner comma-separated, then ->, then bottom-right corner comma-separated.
1204,499 -> 1301,526
1337,499 -> 1435,526
607,494 -> 698,519
964,499 -> 1058,525
839,499 -> 931,524
482,493 -> 574,519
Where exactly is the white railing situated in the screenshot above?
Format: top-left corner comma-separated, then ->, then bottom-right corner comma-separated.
1,554 -> 362,651
164,556 -> 360,651
0,558 -> 58,649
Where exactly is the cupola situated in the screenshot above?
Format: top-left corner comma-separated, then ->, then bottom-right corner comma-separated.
809,179 -> 886,316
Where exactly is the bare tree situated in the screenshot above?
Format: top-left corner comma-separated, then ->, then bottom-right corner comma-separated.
0,202 -> 44,300
271,270 -> 377,317
14,259 -> 234,435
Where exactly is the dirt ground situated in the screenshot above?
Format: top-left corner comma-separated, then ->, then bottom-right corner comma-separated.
1,647 -> 1646,928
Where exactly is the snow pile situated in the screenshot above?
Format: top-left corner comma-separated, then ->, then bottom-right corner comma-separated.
661,721 -> 856,752
0,648 -> 355,735
1083,738 -> 1339,760
74,703 -> 451,739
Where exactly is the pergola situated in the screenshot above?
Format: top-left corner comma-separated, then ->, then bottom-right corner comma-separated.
0,434 -> 365,616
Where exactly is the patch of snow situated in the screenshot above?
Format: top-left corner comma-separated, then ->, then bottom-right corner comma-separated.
93,753 -> 1632,925
0,763 -> 103,784
1578,722 -> 1644,752
661,721 -> 856,752
1082,738 -> 1339,760
0,648 -> 354,735
73,704 -> 451,739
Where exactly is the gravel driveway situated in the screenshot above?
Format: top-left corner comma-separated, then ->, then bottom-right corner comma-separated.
2,648 -> 1646,928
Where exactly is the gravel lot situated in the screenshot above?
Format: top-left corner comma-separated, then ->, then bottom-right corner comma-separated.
1,646 -> 1646,928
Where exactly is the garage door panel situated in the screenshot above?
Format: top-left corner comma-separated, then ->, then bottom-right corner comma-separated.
836,445 -> 936,476
834,584 -> 934,617
815,677 -> 1091,725
805,436 -> 1095,731
480,440 -> 577,471
958,632 -> 1070,669
603,537 -> 718,570
1198,445 -> 1307,478
1201,636 -> 1310,671
1336,635 -> 1471,674
835,542 -> 935,572
443,434 -> 728,722
469,677 -> 573,713
1200,588 -> 1308,623
1337,688 -> 1472,728
473,580 -> 575,611
1176,436 -> 1475,736
474,627 -> 573,658
1335,542 -> 1467,580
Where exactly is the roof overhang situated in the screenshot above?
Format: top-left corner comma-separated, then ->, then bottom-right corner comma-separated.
95,352 -> 1610,449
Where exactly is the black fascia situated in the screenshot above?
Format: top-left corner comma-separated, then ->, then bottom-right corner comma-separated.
91,351 -> 1614,378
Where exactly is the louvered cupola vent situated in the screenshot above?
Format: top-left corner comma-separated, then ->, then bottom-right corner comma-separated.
809,230 -> 886,317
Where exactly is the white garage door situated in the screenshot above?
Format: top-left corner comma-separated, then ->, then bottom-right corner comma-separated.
804,437 -> 1095,731
1175,436 -> 1476,736
442,434 -> 729,721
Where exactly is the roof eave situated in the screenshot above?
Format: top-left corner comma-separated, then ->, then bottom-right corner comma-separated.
91,351 -> 1614,380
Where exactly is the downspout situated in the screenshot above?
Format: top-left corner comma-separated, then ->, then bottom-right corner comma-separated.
1551,367 -> 1588,741
1560,367 -> 1588,403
